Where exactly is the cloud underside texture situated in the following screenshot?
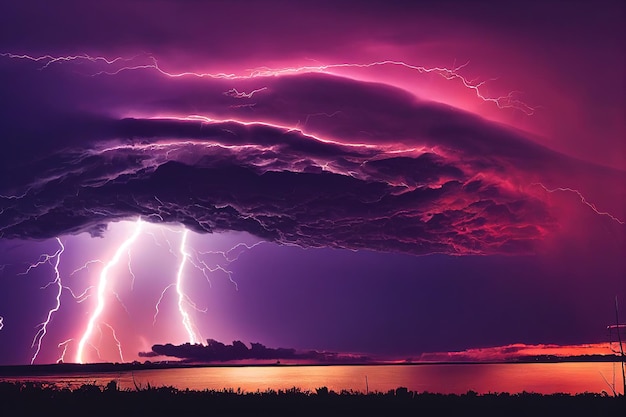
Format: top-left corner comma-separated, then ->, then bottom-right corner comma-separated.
142,339 -> 359,363
0,63 -> 575,255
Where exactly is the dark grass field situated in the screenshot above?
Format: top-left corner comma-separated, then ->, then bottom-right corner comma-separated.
0,381 -> 624,417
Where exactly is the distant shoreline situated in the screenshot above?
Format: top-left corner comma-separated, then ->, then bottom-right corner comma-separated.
1,355 -> 624,377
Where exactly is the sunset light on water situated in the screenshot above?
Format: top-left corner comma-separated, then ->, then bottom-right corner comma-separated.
3,363 -> 621,395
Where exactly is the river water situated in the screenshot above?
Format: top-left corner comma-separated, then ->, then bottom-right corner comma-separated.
1,362 -> 623,395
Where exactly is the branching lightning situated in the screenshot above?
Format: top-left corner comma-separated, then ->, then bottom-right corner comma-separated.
112,290 -> 131,316
0,52 -> 534,114
222,241 -> 267,262
127,250 -> 137,290
0,52 -> 139,70
12,218 -> 253,364
75,219 -> 143,364
534,183 -> 624,225
61,285 -> 94,303
28,238 -> 65,364
56,339 -> 72,363
224,87 -> 267,99
153,283 -> 176,326
102,322 -> 124,362
188,250 -> 239,291
69,260 -> 103,277
247,60 -> 535,115
88,342 -> 102,361
146,226 -> 258,340
18,241 -> 64,278
192,241 -> 267,290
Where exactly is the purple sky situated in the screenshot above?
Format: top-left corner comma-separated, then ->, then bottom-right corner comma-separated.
0,0 -> 624,365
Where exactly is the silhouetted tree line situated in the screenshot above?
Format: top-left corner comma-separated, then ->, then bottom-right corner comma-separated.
0,381 -> 623,417
518,354 -> 625,363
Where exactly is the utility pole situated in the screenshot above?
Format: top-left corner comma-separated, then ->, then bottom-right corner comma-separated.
615,297 -> 625,396
608,296 -> 626,396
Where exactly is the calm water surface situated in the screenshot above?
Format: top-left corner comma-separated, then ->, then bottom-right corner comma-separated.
2,363 -> 623,395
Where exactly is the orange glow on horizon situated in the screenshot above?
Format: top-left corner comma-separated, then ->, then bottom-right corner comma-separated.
418,342 -> 618,362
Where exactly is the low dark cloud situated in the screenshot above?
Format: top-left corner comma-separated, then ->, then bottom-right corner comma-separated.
140,339 -> 366,363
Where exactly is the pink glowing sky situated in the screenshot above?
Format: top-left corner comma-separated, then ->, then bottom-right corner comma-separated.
0,0 -> 623,365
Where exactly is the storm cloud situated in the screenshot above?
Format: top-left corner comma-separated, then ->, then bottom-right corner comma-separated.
0,53 -> 620,255
0,56 -> 576,254
0,57 -> 620,254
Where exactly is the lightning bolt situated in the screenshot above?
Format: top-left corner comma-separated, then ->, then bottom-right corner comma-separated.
0,52 -> 534,114
0,316 -> 4,331
150,227 -> 240,336
112,290 -> 131,316
18,241 -> 64,277
249,60 -> 534,114
56,339 -> 72,363
127,249 -> 137,290
69,260 -> 103,277
534,183 -> 624,225
151,233 -> 263,329
223,87 -> 268,98
0,52 -> 139,70
152,283 -> 176,326
301,111 -> 342,129
7,215 -> 260,362
75,218 -> 143,364
188,250 -> 238,290
176,229 -> 202,344
222,241 -> 266,262
88,342 -> 102,361
29,238 -> 65,364
102,322 -> 124,362
62,285 -> 94,303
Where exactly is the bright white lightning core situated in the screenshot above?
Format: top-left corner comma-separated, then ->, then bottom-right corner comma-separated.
176,229 -> 202,344
75,219 -> 143,364
10,219 -> 260,364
